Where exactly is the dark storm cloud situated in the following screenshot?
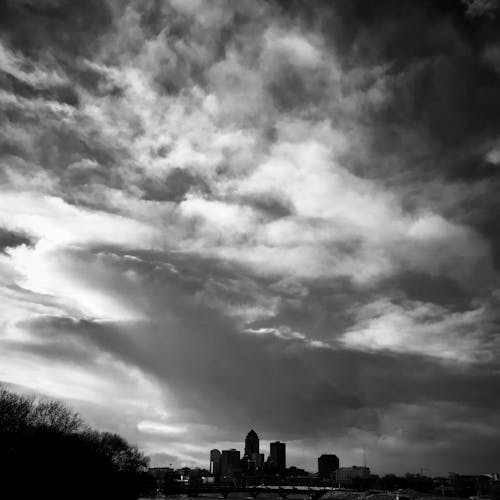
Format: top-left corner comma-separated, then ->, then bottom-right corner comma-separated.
141,168 -> 210,203
278,0 -> 500,165
377,272 -> 473,310
0,227 -> 32,253
0,0 -> 113,61
0,71 -> 79,107
306,0 -> 500,171
463,0 -> 500,18
239,192 -> 295,219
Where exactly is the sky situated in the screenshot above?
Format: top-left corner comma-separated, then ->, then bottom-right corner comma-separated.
1,0 -> 500,476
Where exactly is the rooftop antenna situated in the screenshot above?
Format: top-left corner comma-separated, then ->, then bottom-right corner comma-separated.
363,443 -> 366,468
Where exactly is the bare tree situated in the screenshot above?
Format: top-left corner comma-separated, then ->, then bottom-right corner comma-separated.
0,388 -> 83,434
33,399 -> 84,433
0,388 -> 35,432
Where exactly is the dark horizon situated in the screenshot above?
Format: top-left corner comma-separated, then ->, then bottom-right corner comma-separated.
1,0 -> 500,479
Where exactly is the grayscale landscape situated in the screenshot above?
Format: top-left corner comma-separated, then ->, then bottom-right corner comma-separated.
0,1 -> 499,499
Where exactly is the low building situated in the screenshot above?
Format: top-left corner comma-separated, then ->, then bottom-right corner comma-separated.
335,466 -> 371,484
270,441 -> 286,473
318,454 -> 340,480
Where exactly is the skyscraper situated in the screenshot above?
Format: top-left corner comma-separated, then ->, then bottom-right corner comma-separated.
318,454 -> 340,479
220,449 -> 241,476
210,449 -> 221,475
244,429 -> 259,457
270,441 -> 286,473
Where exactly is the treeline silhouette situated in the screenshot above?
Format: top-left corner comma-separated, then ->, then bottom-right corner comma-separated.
0,387 -> 156,499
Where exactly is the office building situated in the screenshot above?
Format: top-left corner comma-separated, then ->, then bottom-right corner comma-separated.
245,429 -> 259,457
241,455 -> 256,475
318,454 -> 340,479
270,441 -> 286,473
210,449 -> 221,475
335,466 -> 370,483
220,449 -> 241,476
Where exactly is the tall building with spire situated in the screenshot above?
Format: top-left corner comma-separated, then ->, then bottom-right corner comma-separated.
244,429 -> 259,457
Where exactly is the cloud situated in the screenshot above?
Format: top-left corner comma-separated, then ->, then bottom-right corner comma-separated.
463,0 -> 499,19
0,227 -> 33,254
138,421 -> 188,436
341,298 -> 500,362
0,192 -> 159,247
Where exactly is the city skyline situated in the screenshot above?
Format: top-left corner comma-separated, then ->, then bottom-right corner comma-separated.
204,429 -> 352,476
212,430 -> 288,476
1,0 -> 500,478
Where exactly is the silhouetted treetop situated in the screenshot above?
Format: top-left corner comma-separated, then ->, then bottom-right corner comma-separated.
0,387 -> 151,500
0,388 -> 83,433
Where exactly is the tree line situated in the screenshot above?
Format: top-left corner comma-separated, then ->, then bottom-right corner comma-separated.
0,387 -> 156,499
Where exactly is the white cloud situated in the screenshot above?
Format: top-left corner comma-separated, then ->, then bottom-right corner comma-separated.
262,27 -> 325,69
341,299 -> 493,362
485,145 -> 500,164
0,191 -> 159,249
137,420 -> 188,435
244,326 -> 306,341
7,245 -> 143,321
